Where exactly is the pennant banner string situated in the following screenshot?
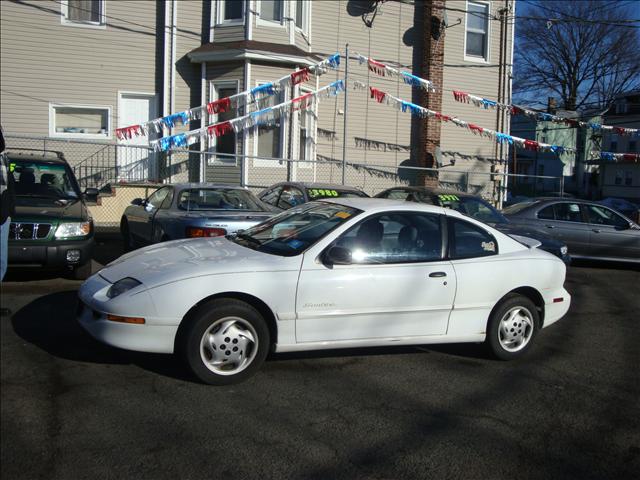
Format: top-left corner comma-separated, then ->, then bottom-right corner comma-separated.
360,85 -> 577,155
117,53 -> 341,141
150,80 -> 345,153
355,53 -> 639,136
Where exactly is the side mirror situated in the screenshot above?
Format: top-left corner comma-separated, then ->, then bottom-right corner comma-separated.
131,198 -> 145,206
83,188 -> 99,201
324,246 -> 352,266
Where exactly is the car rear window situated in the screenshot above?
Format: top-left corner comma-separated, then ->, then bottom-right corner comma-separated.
435,194 -> 504,224
178,188 -> 265,211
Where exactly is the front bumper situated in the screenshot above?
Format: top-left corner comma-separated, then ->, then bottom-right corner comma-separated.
77,273 -> 178,354
542,288 -> 571,328
8,237 -> 94,268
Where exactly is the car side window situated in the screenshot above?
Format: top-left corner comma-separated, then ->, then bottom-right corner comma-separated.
278,187 -> 305,209
260,187 -> 282,206
552,203 -> 583,223
448,218 -> 497,259
159,188 -> 174,209
146,187 -> 170,210
335,212 -> 443,264
537,205 -> 555,220
585,205 -> 629,228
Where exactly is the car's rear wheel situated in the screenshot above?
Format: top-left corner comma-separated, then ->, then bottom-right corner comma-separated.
181,299 -> 270,385
486,294 -> 539,360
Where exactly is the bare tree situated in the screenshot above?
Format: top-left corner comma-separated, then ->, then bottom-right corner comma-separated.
514,0 -> 640,111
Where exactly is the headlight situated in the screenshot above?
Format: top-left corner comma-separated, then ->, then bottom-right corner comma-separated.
107,277 -> 142,299
560,246 -> 568,255
55,221 -> 92,238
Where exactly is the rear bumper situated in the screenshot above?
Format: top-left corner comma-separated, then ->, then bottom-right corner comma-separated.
8,237 -> 94,268
543,288 -> 571,328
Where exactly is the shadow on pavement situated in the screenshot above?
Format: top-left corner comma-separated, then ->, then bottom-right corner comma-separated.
10,290 -> 194,383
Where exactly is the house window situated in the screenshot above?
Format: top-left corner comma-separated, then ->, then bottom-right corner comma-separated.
255,83 -> 283,164
610,141 -> 617,152
217,0 -> 244,24
62,0 -> 105,26
465,1 -> 489,60
260,0 -> 283,23
50,105 -> 110,138
295,0 -> 306,30
209,83 -> 238,164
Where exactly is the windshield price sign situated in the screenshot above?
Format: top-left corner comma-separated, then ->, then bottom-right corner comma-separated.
308,189 -> 340,198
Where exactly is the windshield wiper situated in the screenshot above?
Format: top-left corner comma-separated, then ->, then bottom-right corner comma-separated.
234,232 -> 262,247
16,193 -> 61,199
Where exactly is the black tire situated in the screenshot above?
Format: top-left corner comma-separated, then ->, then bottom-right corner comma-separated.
486,293 -> 539,360
180,299 -> 270,385
120,217 -> 135,252
72,261 -> 92,280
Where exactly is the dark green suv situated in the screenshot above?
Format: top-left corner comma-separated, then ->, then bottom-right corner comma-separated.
6,149 -> 98,279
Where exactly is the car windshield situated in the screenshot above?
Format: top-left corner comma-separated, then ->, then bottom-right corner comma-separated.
178,188 -> 266,211
9,159 -> 80,203
306,187 -> 368,200
230,202 -> 362,257
435,194 -> 505,223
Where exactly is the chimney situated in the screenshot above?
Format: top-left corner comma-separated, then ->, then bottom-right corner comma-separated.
417,0 -> 445,186
547,97 -> 557,114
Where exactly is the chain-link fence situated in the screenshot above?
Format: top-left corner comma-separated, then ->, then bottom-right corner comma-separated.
5,134 -> 563,230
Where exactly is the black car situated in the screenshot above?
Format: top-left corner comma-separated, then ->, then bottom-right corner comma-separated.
258,182 -> 369,210
5,149 -> 98,279
376,186 -> 571,263
503,198 -> 640,264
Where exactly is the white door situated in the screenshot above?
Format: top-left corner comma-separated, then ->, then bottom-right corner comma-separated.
295,212 -> 456,343
118,93 -> 156,182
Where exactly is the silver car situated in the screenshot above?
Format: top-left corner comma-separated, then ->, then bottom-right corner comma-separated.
503,198 -> 640,263
120,183 -> 277,250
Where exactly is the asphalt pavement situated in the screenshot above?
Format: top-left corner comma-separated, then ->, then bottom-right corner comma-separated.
1,240 -> 639,480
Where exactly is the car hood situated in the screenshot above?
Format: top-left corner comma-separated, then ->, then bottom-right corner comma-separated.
13,198 -> 87,223
492,222 -> 564,248
99,237 -> 300,288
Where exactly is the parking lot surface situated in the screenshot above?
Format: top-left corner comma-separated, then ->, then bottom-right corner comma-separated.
1,240 -> 639,480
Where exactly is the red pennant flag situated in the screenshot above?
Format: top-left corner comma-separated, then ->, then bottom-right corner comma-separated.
563,118 -> 578,128
511,106 -> 523,116
292,92 -> 313,111
524,140 -> 539,151
468,123 -> 484,134
622,153 -> 639,162
368,59 -> 386,76
291,67 -> 310,86
207,121 -> 233,138
613,127 -> 626,135
207,97 -> 231,115
370,87 -> 386,103
453,91 -> 470,103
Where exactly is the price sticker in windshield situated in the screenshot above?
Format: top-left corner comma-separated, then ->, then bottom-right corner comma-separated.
438,194 -> 459,202
335,211 -> 351,219
9,163 -> 15,172
309,188 -> 339,198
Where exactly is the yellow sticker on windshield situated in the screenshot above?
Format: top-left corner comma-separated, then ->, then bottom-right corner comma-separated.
309,188 -> 339,198
335,211 -> 351,219
438,194 -> 459,202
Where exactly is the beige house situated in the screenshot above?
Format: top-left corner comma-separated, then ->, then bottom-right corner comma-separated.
0,0 -> 514,198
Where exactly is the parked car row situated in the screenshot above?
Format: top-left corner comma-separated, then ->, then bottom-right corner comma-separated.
118,180 -> 639,265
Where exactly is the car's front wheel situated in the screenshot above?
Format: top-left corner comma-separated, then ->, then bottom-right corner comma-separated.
180,299 -> 270,385
486,294 -> 539,360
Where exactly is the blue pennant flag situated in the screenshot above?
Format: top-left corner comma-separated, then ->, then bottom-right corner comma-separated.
327,53 -> 340,68
495,133 -> 513,144
549,145 -> 565,155
589,123 -> 602,131
160,137 -> 172,152
173,134 -> 188,148
401,72 -> 422,88
482,99 -> 497,109
600,152 -> 615,161
251,83 -> 275,98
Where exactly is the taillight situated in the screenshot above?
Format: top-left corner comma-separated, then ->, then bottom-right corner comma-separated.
185,226 -> 227,238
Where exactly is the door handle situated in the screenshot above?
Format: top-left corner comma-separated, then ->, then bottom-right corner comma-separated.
429,271 -> 447,278
592,229 -> 600,233
545,224 -> 554,229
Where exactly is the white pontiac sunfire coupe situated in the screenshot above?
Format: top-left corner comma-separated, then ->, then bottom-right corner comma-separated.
78,199 -> 571,385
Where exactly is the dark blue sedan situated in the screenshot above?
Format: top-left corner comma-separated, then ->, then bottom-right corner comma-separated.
120,183 -> 277,250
